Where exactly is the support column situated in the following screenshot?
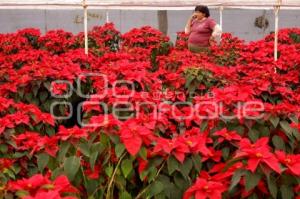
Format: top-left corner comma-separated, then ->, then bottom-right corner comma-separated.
83,0 -> 88,55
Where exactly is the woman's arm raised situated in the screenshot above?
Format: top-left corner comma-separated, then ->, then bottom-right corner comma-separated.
184,15 -> 196,34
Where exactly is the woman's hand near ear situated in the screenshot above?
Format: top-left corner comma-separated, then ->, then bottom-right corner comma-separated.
185,14 -> 197,34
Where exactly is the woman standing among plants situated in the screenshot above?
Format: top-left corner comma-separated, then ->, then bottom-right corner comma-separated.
185,5 -> 222,52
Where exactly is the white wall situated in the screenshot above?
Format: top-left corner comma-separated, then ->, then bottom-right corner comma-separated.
0,9 -> 300,42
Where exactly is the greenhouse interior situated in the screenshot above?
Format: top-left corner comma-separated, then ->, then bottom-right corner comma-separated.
1,1 -> 300,199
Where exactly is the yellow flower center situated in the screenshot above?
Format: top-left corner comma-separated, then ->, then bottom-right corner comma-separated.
256,153 -> 263,158
203,185 -> 209,190
285,158 -> 291,164
102,120 -> 109,126
131,127 -> 137,134
186,141 -> 193,146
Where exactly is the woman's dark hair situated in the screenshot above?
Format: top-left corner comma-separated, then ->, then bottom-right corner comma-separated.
195,5 -> 210,17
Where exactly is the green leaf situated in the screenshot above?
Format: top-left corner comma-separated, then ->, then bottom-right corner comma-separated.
51,167 -> 63,179
267,175 -> 277,198
45,126 -> 55,136
289,115 -> 298,124
185,75 -> 194,89
58,142 -> 71,162
280,120 -> 292,137
119,191 -> 132,199
89,151 -> 99,170
245,171 -> 262,191
24,93 -> 33,102
174,173 -> 190,191
259,126 -> 270,137
200,121 -> 208,132
16,190 -> 29,198
148,181 -> 164,197
79,141 -> 90,157
105,166 -> 113,178
192,154 -> 202,172
248,129 -> 259,142
147,166 -> 158,182
43,81 -> 51,90
18,87 -> 25,98
109,134 -> 120,144
272,135 -> 286,151
248,193 -> 259,199
139,169 -> 149,181
121,159 -> 133,178
37,153 -> 49,172
11,165 -> 21,175
4,168 -> 15,179
167,156 -> 179,175
179,158 -> 193,178
169,183 -> 183,199
185,75 -> 194,88
32,86 -> 39,97
12,152 -> 26,158
229,169 -> 246,191
292,129 -> 300,141
196,74 -> 203,81
139,146 -> 147,160
0,144 -> 8,153
63,156 -> 81,181
91,142 -> 105,154
39,91 -> 48,103
222,147 -> 230,161
280,185 -> 294,199
115,143 -> 125,158
269,116 -> 280,128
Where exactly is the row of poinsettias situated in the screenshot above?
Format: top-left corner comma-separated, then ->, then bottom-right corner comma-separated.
1,24 -> 300,198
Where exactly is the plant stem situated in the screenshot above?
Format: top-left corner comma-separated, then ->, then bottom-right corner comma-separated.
134,160 -> 166,199
105,152 -> 126,199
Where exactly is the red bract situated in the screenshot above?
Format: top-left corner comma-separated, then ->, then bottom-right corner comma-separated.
175,31 -> 189,50
0,98 -> 55,134
14,131 -> 58,156
119,119 -> 154,156
38,30 -> 73,54
210,162 -> 244,181
235,137 -> 281,173
51,82 -> 69,95
0,158 -> 14,172
214,128 -> 242,143
291,122 -> 300,132
275,150 -> 300,176
9,174 -> 49,194
183,174 -> 227,199
202,147 -> 222,163
8,174 -> 77,198
153,137 -> 190,163
121,26 -> 169,50
87,114 -> 121,133
84,164 -> 101,180
57,126 -> 88,141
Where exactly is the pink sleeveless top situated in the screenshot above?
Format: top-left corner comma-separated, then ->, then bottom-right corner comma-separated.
188,17 -> 216,47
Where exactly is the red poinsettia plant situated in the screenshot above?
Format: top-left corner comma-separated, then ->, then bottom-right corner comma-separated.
1,23 -> 300,199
